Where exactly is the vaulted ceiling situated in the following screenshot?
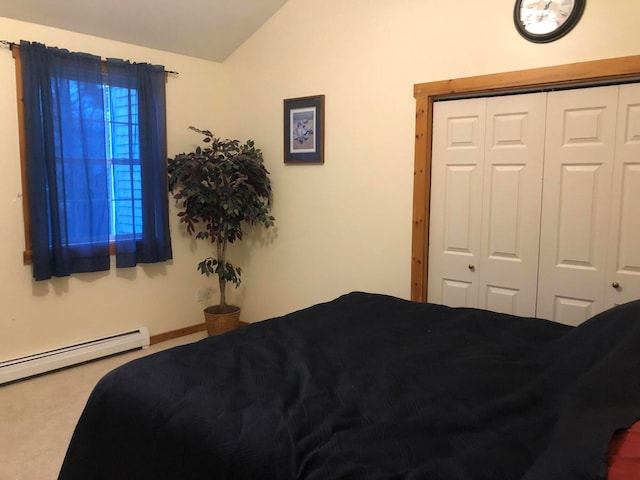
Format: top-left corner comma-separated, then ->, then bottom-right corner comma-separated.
0,0 -> 288,62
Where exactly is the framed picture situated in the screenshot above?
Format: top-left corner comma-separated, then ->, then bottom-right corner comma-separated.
283,95 -> 325,164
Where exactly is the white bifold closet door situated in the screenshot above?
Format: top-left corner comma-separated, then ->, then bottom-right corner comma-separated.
428,97 -> 485,309
428,93 -> 546,317
536,86 -> 618,324
538,83 -> 640,324
606,84 -> 640,308
429,83 -> 640,325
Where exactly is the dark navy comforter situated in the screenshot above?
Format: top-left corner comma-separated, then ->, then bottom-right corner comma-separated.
58,292 -> 640,479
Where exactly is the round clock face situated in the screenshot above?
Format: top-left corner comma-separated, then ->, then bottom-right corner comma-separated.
514,0 -> 586,43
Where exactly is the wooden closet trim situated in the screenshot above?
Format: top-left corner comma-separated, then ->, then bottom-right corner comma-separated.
411,55 -> 640,302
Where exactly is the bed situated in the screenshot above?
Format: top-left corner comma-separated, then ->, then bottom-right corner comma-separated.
58,292 -> 640,479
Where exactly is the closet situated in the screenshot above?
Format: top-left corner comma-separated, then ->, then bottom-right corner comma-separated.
427,83 -> 640,325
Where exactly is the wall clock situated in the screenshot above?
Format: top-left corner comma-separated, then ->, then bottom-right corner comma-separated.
514,0 -> 586,43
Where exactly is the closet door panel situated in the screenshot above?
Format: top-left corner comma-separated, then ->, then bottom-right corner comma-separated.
442,279 -> 475,307
478,93 -> 545,316
428,98 -> 486,306
537,86 -> 619,324
551,297 -> 595,326
606,83 -> 640,307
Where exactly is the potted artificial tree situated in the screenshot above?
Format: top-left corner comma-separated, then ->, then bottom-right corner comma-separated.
168,126 -> 275,335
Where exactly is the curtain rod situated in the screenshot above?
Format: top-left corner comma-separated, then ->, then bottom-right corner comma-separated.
1,39 -> 179,76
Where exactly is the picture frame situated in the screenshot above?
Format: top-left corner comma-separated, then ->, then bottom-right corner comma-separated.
283,95 -> 325,164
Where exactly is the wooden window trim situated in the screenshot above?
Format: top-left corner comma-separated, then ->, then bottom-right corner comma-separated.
411,55 -> 640,302
11,45 -> 33,264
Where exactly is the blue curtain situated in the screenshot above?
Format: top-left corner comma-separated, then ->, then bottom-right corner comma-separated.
105,59 -> 173,267
20,41 -> 172,280
21,41 -> 110,280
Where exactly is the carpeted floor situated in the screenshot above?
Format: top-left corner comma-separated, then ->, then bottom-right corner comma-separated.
0,332 -> 206,480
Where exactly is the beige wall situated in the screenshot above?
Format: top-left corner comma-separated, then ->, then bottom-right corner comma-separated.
222,0 -> 640,324
0,17 -> 229,360
1,0 -> 639,361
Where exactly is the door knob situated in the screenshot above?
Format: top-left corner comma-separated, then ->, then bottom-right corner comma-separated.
612,282 -> 620,289
468,264 -> 475,271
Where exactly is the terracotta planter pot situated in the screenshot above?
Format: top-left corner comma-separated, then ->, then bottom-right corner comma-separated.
203,305 -> 241,336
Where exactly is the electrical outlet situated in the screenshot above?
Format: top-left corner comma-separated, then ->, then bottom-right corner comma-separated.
196,287 -> 212,302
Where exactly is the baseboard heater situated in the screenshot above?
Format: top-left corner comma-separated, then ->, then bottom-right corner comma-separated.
0,327 -> 150,386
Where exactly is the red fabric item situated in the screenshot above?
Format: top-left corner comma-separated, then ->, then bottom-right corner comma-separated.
608,421 -> 640,480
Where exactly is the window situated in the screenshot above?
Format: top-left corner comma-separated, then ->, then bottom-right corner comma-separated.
15,41 -> 172,280
52,78 -> 142,245
104,82 -> 143,239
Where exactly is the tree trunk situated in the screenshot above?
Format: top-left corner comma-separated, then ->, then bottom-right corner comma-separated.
217,239 -> 227,307
219,276 -> 226,308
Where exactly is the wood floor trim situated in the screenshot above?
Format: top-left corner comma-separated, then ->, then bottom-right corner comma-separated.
150,321 -> 250,345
